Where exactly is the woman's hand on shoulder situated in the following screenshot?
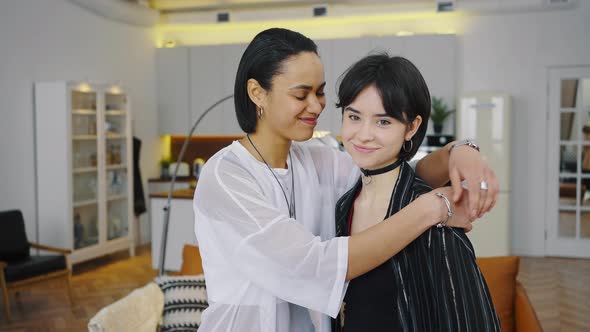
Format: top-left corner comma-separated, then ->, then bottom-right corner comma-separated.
447,144 -> 499,221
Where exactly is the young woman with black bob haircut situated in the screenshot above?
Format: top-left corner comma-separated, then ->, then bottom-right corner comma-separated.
193,28 -> 499,332
334,54 -> 500,331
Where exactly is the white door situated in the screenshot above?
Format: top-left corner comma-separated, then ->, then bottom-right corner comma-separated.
546,66 -> 590,258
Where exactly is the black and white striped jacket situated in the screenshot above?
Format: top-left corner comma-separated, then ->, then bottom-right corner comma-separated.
333,161 -> 501,332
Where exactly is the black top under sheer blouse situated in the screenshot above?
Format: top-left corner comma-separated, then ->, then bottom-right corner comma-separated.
334,161 -> 501,332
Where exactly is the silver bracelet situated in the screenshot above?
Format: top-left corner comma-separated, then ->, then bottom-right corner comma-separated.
435,192 -> 453,228
449,139 -> 480,154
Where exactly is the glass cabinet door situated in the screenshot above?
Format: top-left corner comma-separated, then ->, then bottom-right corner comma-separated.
106,168 -> 129,240
104,91 -> 130,241
71,89 -> 99,249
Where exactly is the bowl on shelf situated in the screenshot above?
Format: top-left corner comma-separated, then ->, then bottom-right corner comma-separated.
169,162 -> 190,177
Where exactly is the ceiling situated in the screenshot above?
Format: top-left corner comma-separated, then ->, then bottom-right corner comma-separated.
149,0 -> 436,12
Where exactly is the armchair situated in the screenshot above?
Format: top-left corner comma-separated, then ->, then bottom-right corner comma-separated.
477,256 -> 543,332
0,210 -> 73,321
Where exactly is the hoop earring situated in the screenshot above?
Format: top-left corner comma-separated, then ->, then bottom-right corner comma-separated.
402,139 -> 413,153
258,107 -> 264,120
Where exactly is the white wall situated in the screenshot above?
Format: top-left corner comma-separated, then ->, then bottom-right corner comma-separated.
0,0 -> 159,244
157,0 -> 590,256
460,2 -> 590,255
2,0 -> 586,255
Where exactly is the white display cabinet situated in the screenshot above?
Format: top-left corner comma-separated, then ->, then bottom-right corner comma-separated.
35,81 -> 135,265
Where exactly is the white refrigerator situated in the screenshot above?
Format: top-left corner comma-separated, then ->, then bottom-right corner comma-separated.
457,93 -> 512,257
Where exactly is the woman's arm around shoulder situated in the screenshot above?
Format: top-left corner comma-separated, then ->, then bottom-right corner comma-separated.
415,141 -> 499,220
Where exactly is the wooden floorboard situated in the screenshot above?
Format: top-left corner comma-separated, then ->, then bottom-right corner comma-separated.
0,247 -> 588,331
518,256 -> 590,332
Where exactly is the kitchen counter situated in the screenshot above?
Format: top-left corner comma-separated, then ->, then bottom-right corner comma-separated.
147,177 -> 194,198
148,177 -> 194,183
149,188 -> 195,199
150,189 -> 197,272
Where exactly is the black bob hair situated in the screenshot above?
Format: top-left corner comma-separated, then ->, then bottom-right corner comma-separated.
336,53 -> 431,160
234,28 -> 318,133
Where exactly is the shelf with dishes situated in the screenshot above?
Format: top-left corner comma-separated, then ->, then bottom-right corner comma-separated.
72,109 -> 97,115
106,169 -> 127,197
73,135 -> 98,140
105,110 -> 126,116
105,143 -> 126,166
73,199 -> 98,208
73,166 -> 98,174
73,204 -> 99,249
107,194 -> 127,202
106,164 -> 127,170
104,115 -> 127,138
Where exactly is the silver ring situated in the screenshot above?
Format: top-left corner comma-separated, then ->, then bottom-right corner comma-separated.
461,180 -> 468,189
480,181 -> 489,190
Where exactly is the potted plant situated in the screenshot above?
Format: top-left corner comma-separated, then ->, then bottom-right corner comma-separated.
160,158 -> 172,179
431,97 -> 455,135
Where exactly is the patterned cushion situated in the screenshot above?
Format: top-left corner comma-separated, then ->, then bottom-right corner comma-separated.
155,275 -> 208,332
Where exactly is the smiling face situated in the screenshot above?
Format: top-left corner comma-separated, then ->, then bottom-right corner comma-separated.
252,51 -> 326,142
341,84 -> 421,170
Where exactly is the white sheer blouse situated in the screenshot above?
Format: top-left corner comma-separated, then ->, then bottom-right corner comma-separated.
193,140 -> 359,332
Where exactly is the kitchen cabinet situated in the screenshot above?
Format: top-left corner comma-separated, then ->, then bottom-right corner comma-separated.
156,48 -> 191,135
155,35 -> 456,136
189,44 -> 246,135
150,194 -> 197,271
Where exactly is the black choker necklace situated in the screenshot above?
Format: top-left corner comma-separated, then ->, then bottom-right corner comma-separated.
360,159 -> 403,185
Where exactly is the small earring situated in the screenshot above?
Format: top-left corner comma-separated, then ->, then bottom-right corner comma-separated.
402,139 -> 413,153
258,107 -> 264,119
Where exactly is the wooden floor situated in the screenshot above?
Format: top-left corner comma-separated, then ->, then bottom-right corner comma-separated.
518,256 -> 590,332
0,248 -> 588,331
0,246 -> 156,331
